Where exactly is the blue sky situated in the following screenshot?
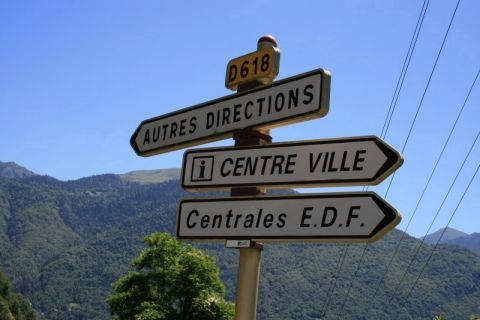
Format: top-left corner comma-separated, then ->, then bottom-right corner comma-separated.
1,0 -> 479,237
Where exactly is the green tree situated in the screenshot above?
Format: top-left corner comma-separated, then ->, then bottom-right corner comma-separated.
107,233 -> 234,320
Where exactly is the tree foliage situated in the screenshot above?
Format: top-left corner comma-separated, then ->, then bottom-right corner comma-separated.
0,269 -> 43,320
107,233 -> 234,320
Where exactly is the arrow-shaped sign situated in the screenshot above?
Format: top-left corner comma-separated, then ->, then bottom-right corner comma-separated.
176,192 -> 401,243
181,136 -> 403,190
131,68 -> 330,156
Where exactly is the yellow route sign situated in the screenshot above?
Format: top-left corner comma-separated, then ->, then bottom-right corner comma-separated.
225,46 -> 280,90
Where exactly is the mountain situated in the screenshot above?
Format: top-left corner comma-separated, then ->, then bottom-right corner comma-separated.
448,233 -> 480,254
424,227 -> 480,255
0,161 -> 37,179
423,227 -> 468,244
0,170 -> 479,319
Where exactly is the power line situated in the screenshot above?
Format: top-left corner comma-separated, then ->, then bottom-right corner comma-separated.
400,155 -> 480,307
320,244 -> 349,318
393,69 -> 480,300
383,0 -> 461,198
366,0 -> 462,303
338,243 -> 368,317
380,0 -> 430,140
334,0 -> 430,313
389,128 -> 480,301
372,65 -> 479,301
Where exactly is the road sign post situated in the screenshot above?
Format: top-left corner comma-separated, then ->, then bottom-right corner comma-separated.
130,34 -> 403,320
229,35 -> 280,320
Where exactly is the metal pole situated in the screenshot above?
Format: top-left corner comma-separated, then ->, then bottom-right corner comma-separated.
232,35 -> 278,320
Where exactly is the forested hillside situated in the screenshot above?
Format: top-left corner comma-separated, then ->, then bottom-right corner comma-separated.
0,167 -> 479,319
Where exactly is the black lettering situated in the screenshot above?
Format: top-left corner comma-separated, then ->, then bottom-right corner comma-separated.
322,152 -> 329,172
300,207 -> 313,227
274,93 -> 285,111
340,151 -> 350,171
245,157 -> 258,175
179,119 -> 187,136
152,127 -> 160,142
169,122 -> 177,139
255,209 -> 263,228
257,97 -> 265,116
264,213 -> 274,228
245,101 -> 253,119
267,95 -> 273,114
198,161 -> 206,179
353,150 -> 366,171
233,157 -> 245,177
285,154 -> 297,174
309,153 -> 323,172
228,65 -> 237,82
226,210 -> 233,228
233,104 -> 242,122
220,158 -> 233,177
303,84 -> 314,104
328,152 -> 338,172
200,215 -> 209,228
288,88 -> 299,108
244,214 -> 255,228
346,206 -> 360,227
206,112 -> 215,129
212,214 -> 222,228
162,124 -> 169,140
143,129 -> 150,145
260,155 -> 272,175
321,207 -> 337,227
189,116 -> 197,133
186,210 -> 198,228
277,213 -> 287,228
271,155 -> 285,174
222,108 -> 231,126
234,214 -> 242,228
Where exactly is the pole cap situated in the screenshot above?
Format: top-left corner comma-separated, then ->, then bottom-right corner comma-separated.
257,35 -> 278,49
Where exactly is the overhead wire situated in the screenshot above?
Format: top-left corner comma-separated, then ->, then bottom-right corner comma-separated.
386,68 -> 480,300
367,0 -> 462,303
335,0 -> 431,316
320,244 -> 349,318
400,151 -> 480,307
383,0 -> 462,197
379,0 -> 430,140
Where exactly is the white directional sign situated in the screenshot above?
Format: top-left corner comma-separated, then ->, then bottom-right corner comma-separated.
176,192 -> 401,243
181,136 -> 403,190
131,68 -> 330,156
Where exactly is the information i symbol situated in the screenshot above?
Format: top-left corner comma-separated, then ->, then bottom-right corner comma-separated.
191,156 -> 214,182
199,160 -> 206,179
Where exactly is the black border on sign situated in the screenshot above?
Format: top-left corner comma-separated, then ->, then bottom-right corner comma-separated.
181,136 -> 403,190
176,191 -> 401,243
190,156 -> 214,182
130,68 -> 331,157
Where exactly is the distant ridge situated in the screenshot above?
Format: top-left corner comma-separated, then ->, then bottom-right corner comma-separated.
424,227 -> 480,255
0,161 -> 37,179
423,227 -> 468,244
119,168 -> 180,184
